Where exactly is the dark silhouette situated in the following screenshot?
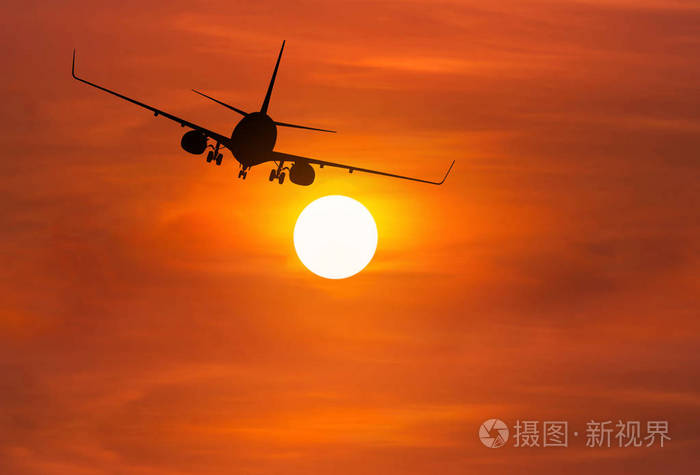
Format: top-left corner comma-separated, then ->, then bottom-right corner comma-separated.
72,41 -> 454,186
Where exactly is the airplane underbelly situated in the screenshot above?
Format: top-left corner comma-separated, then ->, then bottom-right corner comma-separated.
230,113 -> 277,165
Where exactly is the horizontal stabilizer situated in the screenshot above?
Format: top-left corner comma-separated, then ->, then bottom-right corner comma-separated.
192,89 -> 248,117
274,121 -> 336,133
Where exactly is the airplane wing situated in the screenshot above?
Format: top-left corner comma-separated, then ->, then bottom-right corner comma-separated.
270,151 -> 454,185
71,50 -> 230,145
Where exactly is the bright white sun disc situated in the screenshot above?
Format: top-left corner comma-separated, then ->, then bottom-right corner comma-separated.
294,195 -> 378,279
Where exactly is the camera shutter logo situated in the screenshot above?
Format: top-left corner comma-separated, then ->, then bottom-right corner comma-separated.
479,419 -> 509,448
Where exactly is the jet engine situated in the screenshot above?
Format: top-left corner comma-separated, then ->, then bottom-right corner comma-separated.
180,130 -> 207,154
289,162 -> 315,186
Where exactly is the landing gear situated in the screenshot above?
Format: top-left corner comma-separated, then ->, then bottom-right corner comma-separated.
238,168 -> 248,179
269,160 -> 288,185
207,142 -> 223,165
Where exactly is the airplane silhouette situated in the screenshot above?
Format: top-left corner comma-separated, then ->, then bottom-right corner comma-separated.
72,41 -> 454,186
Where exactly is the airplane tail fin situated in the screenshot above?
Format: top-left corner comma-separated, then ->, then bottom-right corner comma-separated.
260,40 -> 285,114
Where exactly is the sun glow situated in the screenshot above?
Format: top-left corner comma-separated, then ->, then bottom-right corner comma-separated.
294,196 -> 378,279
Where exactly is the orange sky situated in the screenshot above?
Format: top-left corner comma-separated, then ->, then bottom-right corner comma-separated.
1,1 -> 699,473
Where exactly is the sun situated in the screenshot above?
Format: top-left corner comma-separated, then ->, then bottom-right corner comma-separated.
294,195 -> 378,279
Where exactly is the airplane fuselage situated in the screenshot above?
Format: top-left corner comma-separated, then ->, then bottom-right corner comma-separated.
229,112 -> 277,167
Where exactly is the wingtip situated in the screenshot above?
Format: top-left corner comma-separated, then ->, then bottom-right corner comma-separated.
71,49 -> 77,78
439,160 -> 455,184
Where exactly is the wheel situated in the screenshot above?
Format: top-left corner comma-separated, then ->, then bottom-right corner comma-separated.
277,172 -> 285,184
206,151 -> 214,162
238,170 -> 244,178
242,171 -> 247,179
215,154 -> 223,166
269,169 -> 277,181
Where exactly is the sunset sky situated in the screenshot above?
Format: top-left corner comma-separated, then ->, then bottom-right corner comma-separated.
1,0 -> 699,473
